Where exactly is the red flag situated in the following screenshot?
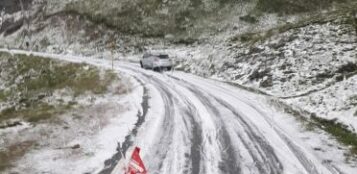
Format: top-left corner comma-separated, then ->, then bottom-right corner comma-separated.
126,147 -> 147,174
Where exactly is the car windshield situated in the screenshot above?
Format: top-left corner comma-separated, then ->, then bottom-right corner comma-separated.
158,54 -> 169,59
143,53 -> 152,58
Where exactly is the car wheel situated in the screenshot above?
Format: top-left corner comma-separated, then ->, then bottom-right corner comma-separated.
154,67 -> 160,72
167,67 -> 172,71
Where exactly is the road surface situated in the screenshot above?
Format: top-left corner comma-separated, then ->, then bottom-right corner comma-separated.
0,49 -> 351,174
106,63 -> 347,174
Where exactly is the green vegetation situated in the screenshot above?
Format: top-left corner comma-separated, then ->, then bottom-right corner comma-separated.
271,99 -> 357,157
1,52 -> 116,96
232,6 -> 357,45
310,115 -> 357,155
240,15 -> 259,24
256,0 -> 350,14
0,52 -> 118,123
0,90 -> 10,102
232,0 -> 357,45
0,103 -> 69,123
63,0 -> 237,38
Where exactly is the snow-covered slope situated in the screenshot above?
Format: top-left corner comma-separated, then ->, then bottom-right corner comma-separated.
0,0 -> 357,170
1,49 -> 356,174
1,0 -> 355,133
168,14 -> 357,132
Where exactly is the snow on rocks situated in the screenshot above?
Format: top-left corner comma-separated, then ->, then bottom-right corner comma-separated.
163,19 -> 357,133
171,20 -> 356,98
286,75 -> 357,131
1,49 -> 357,173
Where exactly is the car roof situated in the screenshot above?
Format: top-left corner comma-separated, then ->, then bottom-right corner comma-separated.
143,52 -> 168,57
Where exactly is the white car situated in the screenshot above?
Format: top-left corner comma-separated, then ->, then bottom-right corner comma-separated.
140,53 -> 173,71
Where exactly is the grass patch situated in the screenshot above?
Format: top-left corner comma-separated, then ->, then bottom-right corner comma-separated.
233,1 -> 357,45
240,15 -> 259,24
0,52 -> 118,123
256,0 -> 350,14
60,0 -> 238,39
0,103 -> 70,123
0,52 -> 116,98
310,115 -> 357,154
270,99 -> 357,157
0,90 -> 11,102
0,141 -> 33,171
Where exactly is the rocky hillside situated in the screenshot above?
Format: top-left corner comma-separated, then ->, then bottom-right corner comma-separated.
66,0 -> 240,38
0,0 -> 32,14
0,0 -> 356,145
1,0 -> 355,51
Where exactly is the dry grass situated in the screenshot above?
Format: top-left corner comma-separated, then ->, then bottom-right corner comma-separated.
0,52 -> 119,123
0,141 -> 34,171
233,1 -> 357,45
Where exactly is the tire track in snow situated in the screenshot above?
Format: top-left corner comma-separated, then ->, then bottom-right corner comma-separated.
160,75 -> 222,174
138,70 -> 283,174
175,81 -> 242,174
181,81 -> 283,174
131,73 -> 176,174
182,77 -> 324,174
214,97 -> 284,174
172,75 -> 286,173
243,101 -> 345,174
170,73 -> 345,174
141,73 -> 205,174
121,69 -> 203,174
108,64 -> 343,174
182,104 -> 203,174
2,50 -> 351,174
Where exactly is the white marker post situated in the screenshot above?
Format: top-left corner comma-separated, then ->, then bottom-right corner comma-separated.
0,8 -> 4,30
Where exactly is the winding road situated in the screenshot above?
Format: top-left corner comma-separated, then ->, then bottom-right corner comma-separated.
108,63 -> 346,174
1,49 -> 352,174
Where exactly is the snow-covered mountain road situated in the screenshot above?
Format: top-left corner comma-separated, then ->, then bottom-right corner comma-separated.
111,64 -> 347,174
1,49 -> 355,174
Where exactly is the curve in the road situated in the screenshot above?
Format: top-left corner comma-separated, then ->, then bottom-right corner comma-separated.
0,50 -> 349,174
110,63 -> 345,174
